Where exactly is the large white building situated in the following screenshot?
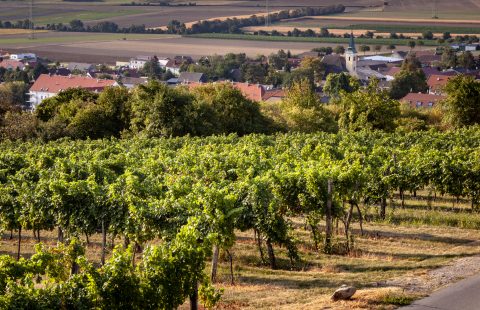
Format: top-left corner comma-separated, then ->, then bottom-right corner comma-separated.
128,56 -> 153,70
28,74 -> 117,108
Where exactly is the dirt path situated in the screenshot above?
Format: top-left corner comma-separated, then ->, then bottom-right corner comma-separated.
385,241 -> 480,294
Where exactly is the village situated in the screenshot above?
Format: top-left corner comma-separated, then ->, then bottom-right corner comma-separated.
1,35 -> 479,112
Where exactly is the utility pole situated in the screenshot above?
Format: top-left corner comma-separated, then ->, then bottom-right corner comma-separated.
265,0 -> 269,27
29,0 -> 35,39
432,0 -> 438,19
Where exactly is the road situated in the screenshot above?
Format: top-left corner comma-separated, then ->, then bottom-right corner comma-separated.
401,273 -> 480,310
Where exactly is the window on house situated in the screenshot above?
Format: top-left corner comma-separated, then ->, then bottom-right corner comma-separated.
416,101 -> 422,107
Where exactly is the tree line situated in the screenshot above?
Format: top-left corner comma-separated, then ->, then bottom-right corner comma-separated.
1,128 -> 480,307
1,71 -> 480,141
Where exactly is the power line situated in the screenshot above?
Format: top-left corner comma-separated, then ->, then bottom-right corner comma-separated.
29,0 -> 35,39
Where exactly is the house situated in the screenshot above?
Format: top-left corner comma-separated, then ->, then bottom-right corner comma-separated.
451,43 -> 480,52
384,67 -> 401,81
401,93 -> 445,108
414,51 -> 442,67
427,74 -> 453,94
119,76 -> 149,89
165,59 -> 181,76
67,62 -> 95,72
391,51 -> 408,60
28,74 -> 118,108
263,89 -> 285,103
9,53 -> 36,61
178,72 -> 207,84
321,54 -> 345,75
0,59 -> 27,70
165,56 -> 193,76
158,58 -> 170,69
356,67 -> 387,84
49,67 -> 72,76
129,56 -> 153,70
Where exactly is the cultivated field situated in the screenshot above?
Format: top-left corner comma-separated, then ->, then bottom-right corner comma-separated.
3,192 -> 480,309
0,31 -> 341,63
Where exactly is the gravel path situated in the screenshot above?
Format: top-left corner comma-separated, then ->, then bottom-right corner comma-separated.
385,242 -> 480,294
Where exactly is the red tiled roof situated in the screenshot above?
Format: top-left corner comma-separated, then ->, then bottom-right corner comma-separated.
401,93 -> 445,108
427,74 -> 453,92
0,59 -> 26,70
30,74 -> 117,93
188,81 -> 265,102
385,67 -> 401,77
263,89 -> 285,101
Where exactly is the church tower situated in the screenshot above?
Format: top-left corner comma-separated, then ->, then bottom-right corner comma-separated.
345,32 -> 358,76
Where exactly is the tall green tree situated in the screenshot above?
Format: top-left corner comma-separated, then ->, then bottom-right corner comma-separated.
442,75 -> 480,127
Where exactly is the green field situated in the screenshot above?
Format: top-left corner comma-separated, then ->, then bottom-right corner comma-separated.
33,9 -> 148,25
185,33 -> 443,46
0,32 -> 173,45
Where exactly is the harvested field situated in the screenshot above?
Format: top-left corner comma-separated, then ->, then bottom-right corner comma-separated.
0,29 -> 48,35
290,15 -> 480,26
243,26 -> 478,39
0,32 -> 339,63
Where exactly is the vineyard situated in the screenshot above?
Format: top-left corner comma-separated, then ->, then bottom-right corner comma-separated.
1,128 -> 480,308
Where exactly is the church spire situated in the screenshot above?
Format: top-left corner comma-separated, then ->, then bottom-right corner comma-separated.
348,31 -> 357,53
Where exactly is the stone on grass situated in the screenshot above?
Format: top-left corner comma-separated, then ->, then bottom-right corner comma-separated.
331,285 -> 356,301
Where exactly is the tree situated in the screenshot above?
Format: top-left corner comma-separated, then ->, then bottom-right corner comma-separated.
319,27 -> 329,37
387,44 -> 396,50
374,45 -> 382,54
299,56 -> 325,84
190,83 -> 272,135
359,45 -> 370,55
401,53 -> 422,72
278,79 -> 338,133
338,78 -> 401,132
422,31 -> 434,40
389,70 -> 428,99
442,75 -> 480,127
408,40 -> 416,50
443,32 -> 451,40
128,80 -> 194,137
143,56 -> 161,79
323,72 -> 359,99
458,51 -> 475,69
441,46 -> 457,68
69,19 -> 84,31
334,45 -> 345,54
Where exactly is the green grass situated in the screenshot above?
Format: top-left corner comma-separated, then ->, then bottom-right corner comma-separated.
185,33 -> 443,46
33,9 -> 148,25
0,33 -> 173,45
